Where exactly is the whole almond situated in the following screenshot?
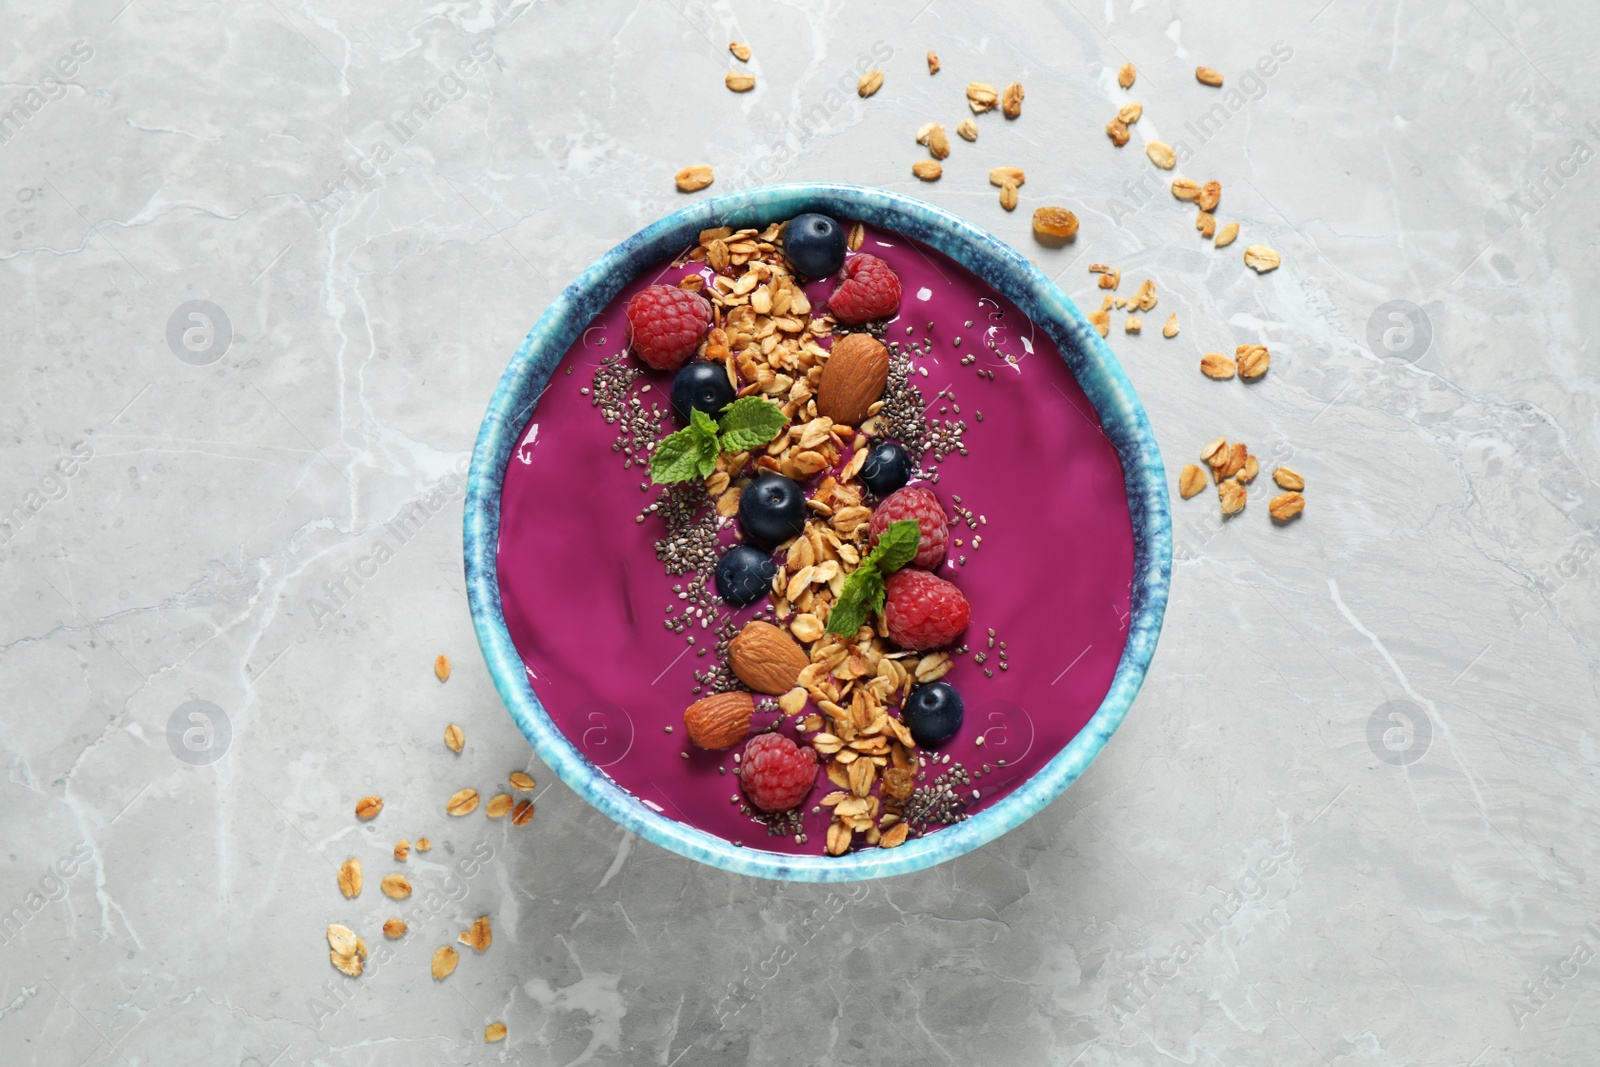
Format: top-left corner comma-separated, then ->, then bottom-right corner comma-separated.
354,795 -> 383,820
817,334 -> 889,425
683,692 -> 755,750
728,621 -> 810,695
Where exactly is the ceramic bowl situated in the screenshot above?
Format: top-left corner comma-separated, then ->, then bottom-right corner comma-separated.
465,183 -> 1171,881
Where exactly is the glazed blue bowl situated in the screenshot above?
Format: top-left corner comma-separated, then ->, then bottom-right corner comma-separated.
465,183 -> 1171,881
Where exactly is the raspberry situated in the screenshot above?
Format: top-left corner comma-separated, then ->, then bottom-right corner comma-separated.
882,568 -> 970,651
869,485 -> 949,569
738,732 -> 817,813
626,284 -> 711,371
828,254 -> 902,324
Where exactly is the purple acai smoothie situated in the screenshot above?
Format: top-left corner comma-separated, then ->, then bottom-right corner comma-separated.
496,219 -> 1134,856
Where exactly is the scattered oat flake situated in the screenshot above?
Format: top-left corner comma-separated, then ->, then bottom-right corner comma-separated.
1001,82 -> 1024,118
1178,465 -> 1207,499
729,41 -> 751,62
486,1023 -> 508,1043
338,858 -> 362,899
912,160 -> 942,181
509,771 -> 536,791
1218,479 -> 1247,515
1118,102 -> 1143,124
1244,245 -> 1281,272
675,165 -> 714,193
1215,221 -> 1240,247
1237,344 -> 1270,380
1124,316 -> 1142,334
380,873 -> 413,900
999,182 -> 1018,211
1146,141 -> 1176,169
459,916 -> 492,952
1118,62 -> 1136,89
926,51 -> 940,74
434,655 -> 450,682
394,839 -> 410,861
1273,466 -> 1306,491
1162,313 -> 1179,338
327,924 -> 360,958
383,918 -> 408,938
431,945 -> 459,980
966,82 -> 998,113
444,723 -> 464,753
858,69 -> 884,97
485,793 -> 514,819
725,71 -> 756,92
511,799 -> 535,826
446,788 -> 480,816
1269,491 -> 1306,521
956,117 -> 978,141
1196,66 -> 1224,86
415,837 -> 432,851
354,795 -> 382,820
988,166 -> 1025,188
1105,118 -> 1130,147
330,950 -> 363,977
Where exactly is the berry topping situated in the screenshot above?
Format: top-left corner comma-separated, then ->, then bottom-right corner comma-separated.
901,681 -> 964,747
738,732 -> 817,813
715,545 -> 776,607
738,474 -> 807,546
625,284 -> 711,371
882,568 -> 970,651
859,439 -> 912,497
869,485 -> 949,569
670,360 -> 735,424
828,254 -> 902,324
783,212 -> 848,278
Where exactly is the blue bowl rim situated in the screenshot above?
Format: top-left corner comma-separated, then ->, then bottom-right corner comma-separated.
465,183 -> 1171,881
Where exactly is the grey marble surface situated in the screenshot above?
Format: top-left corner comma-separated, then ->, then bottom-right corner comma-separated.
3,0 -> 1598,1063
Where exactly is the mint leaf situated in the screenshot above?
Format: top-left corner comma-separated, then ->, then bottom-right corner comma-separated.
824,519 -> 920,635
717,396 -> 789,452
872,520 -> 922,574
650,429 -> 707,484
650,410 -> 720,484
689,406 -> 719,439
827,560 -> 878,636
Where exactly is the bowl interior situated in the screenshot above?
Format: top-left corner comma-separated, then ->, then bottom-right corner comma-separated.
465,183 -> 1172,881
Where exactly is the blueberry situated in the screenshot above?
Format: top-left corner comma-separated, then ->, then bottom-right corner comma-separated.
715,545 -> 776,606
860,440 -> 912,497
784,213 -> 847,278
902,681 -> 964,747
670,361 -> 735,424
738,474 -> 807,545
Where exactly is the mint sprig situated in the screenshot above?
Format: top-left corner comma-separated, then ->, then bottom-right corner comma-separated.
826,519 -> 921,636
648,393 -> 790,485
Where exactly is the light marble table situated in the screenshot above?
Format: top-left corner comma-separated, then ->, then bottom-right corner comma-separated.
3,1 -> 1597,1064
